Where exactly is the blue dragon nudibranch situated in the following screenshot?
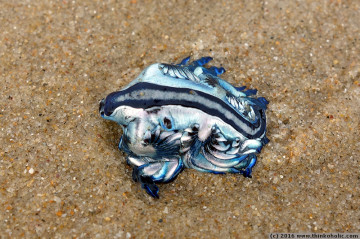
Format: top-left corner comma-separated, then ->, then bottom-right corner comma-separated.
99,56 -> 269,198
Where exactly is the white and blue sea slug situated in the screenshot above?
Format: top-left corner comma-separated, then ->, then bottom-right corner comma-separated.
99,56 -> 269,198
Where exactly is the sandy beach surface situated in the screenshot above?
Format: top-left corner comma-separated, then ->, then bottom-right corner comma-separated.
1,0 -> 359,238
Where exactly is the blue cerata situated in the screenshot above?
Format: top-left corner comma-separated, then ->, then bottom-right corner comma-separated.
99,56 -> 269,198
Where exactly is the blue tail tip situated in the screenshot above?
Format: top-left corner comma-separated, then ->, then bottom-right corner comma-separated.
258,97 -> 269,105
262,136 -> 270,145
142,183 -> 159,199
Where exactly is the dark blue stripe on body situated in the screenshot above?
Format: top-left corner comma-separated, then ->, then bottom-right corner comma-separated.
104,82 -> 266,139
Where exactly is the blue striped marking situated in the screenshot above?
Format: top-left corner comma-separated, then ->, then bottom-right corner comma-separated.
104,82 -> 266,139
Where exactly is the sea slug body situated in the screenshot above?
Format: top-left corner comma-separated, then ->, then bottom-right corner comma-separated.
99,56 -> 269,198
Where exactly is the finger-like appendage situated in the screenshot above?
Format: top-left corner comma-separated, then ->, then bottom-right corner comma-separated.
177,56 -> 191,66
208,66 -> 226,76
192,56 -> 213,67
132,167 -> 160,198
141,177 -> 159,199
243,89 -> 258,96
239,154 -> 257,178
131,158 -> 184,198
235,86 -> 247,91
